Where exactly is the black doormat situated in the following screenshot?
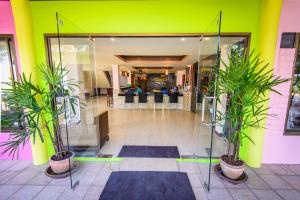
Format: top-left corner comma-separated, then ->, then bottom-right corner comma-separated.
99,171 -> 196,200
118,145 -> 180,158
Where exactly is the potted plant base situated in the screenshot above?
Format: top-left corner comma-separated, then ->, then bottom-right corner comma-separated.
48,151 -> 75,174
214,163 -> 248,184
220,155 -> 245,180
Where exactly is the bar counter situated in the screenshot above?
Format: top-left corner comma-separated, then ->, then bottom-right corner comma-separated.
113,92 -> 192,110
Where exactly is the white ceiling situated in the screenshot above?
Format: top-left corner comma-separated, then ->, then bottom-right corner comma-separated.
51,36 -> 246,70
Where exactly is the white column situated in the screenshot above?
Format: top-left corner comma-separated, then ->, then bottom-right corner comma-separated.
112,64 -> 120,93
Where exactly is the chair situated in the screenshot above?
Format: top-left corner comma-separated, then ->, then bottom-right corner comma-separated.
138,92 -> 148,103
154,92 -> 163,103
169,92 -> 179,103
125,92 -> 134,103
107,88 -> 113,107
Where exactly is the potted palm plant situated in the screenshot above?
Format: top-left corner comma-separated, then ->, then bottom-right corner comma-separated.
216,49 -> 288,180
1,63 -> 80,174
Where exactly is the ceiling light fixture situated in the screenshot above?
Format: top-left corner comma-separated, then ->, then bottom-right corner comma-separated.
180,38 -> 186,41
110,38 -> 115,41
204,37 -> 210,41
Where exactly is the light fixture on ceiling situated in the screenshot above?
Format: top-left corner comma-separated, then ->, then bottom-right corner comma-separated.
204,37 -> 210,41
180,38 -> 186,41
110,38 -> 115,41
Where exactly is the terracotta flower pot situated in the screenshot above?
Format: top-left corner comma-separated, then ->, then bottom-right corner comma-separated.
49,151 -> 74,174
220,155 -> 245,180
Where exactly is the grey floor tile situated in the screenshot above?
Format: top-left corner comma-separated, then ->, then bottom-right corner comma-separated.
48,177 -> 71,186
28,174 -> 53,185
0,161 -> 17,172
246,174 -> 271,189
204,174 -> 225,189
206,188 -> 233,200
9,185 -> 44,200
0,171 -> 19,184
192,187 -> 208,200
91,170 -> 111,187
7,171 -> 39,185
251,165 -> 274,175
187,173 -> 202,188
267,165 -> 295,176
0,185 -> 22,200
83,186 -> 104,200
285,165 -> 300,175
222,180 -> 248,189
259,175 -> 293,189
276,189 -> 300,200
6,161 -> 31,172
33,186 -> 67,200
229,189 -> 258,200
252,189 -> 282,200
281,176 -> 300,190
58,186 -> 89,200
178,163 -> 201,173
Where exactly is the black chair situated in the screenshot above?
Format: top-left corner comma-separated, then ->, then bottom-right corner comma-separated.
169,92 -> 179,103
154,92 -> 163,103
125,92 -> 134,103
138,92 -> 148,103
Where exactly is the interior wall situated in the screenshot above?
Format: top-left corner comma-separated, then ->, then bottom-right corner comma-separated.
262,0 -> 300,164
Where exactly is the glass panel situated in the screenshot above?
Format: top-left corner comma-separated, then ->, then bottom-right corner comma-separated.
196,11 -> 222,192
53,13 -> 99,189
286,41 -> 300,132
0,37 -> 19,131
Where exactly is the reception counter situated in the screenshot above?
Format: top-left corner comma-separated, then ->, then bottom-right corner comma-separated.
113,92 -> 192,111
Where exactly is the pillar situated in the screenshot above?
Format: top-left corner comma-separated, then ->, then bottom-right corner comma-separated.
240,0 -> 282,168
10,0 -> 48,165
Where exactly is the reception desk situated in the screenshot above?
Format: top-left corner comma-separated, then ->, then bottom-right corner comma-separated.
113,92 -> 192,111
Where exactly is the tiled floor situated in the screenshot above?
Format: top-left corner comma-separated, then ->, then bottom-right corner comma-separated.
0,160 -> 300,200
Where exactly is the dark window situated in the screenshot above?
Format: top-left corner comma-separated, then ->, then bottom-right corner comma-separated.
280,33 -> 296,48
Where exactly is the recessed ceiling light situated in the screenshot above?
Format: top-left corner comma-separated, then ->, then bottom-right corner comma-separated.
110,38 -> 115,41
180,38 -> 186,41
204,37 -> 210,41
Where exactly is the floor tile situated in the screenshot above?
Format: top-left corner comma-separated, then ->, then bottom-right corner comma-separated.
285,165 -> 300,175
192,187 -> 208,200
259,175 -> 293,189
28,174 -> 52,185
83,186 -> 104,200
246,174 -> 271,189
187,173 -> 202,188
7,171 -> 39,185
206,188 -> 233,200
91,170 -> 111,187
0,171 -> 19,184
48,177 -> 71,186
0,185 -> 22,200
209,174 -> 226,189
178,162 -> 201,173
252,189 -> 282,200
9,185 -> 44,200
119,158 -> 178,171
58,186 -> 89,200
251,165 -> 273,175
267,165 -> 295,176
0,161 -> 17,172
229,189 -> 257,200
281,176 -> 300,190
6,161 -> 31,172
276,189 -> 300,200
33,186 -> 67,200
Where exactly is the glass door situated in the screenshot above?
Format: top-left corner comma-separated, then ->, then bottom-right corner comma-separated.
196,11 -> 222,191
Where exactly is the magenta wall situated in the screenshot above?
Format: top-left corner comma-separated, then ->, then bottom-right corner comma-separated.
262,0 -> 300,164
0,1 -> 32,160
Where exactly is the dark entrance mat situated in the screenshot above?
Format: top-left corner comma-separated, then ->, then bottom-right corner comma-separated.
99,171 -> 196,200
118,145 -> 180,158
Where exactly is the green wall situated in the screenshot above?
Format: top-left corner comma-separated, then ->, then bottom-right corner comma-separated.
29,0 -> 264,166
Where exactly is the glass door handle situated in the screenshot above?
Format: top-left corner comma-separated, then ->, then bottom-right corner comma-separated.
201,95 -> 217,122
